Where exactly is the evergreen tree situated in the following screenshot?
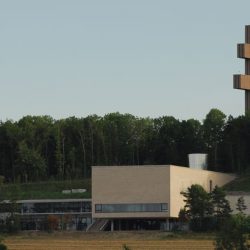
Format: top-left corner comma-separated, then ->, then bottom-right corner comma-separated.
211,185 -> 232,218
181,184 -> 213,230
236,196 -> 247,214
181,184 -> 213,219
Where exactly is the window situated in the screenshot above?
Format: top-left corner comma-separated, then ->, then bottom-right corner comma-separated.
95,204 -> 102,212
95,203 -> 168,213
161,203 -> 168,211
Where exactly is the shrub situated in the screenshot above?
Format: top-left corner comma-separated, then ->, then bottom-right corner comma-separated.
190,217 -> 217,232
0,176 -> 5,186
122,244 -> 131,250
0,243 -> 7,250
5,215 -> 20,233
0,237 -> 7,250
215,214 -> 249,250
47,215 -> 59,232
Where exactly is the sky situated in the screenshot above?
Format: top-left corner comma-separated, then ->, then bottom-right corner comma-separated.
0,0 -> 250,121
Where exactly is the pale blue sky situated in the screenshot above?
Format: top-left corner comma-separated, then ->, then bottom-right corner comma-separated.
0,0 -> 249,121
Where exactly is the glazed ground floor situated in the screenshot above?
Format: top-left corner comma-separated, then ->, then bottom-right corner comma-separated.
103,218 -> 179,231
20,213 -> 92,231
19,214 -> 182,232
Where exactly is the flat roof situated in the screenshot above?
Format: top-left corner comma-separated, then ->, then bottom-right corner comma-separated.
92,164 -> 236,176
1,198 -> 92,204
92,165 -> 171,168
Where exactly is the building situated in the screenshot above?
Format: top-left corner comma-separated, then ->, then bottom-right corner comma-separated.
91,164 -> 236,231
0,164 -> 238,231
226,192 -> 250,214
0,199 -> 92,231
233,25 -> 250,113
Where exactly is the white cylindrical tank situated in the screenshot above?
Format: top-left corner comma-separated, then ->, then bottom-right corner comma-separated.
188,153 -> 208,170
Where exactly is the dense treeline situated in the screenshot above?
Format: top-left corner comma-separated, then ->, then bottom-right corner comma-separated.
0,108 -> 250,183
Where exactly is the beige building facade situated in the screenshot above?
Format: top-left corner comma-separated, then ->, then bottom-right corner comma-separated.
92,165 -> 236,220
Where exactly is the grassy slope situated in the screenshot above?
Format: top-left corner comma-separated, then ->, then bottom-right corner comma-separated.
1,174 -> 249,201
223,175 -> 250,192
0,179 -> 91,200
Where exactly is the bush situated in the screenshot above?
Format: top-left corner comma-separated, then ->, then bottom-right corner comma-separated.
5,215 -> 20,233
0,243 -> 7,250
215,214 -> 249,250
190,217 -> 217,232
0,237 -> 7,250
122,244 -> 131,250
0,176 -> 5,186
47,215 -> 59,232
239,215 -> 250,233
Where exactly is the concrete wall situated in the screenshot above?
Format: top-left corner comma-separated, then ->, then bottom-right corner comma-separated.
92,165 -> 236,219
226,194 -> 250,214
92,165 -> 170,218
169,165 -> 236,217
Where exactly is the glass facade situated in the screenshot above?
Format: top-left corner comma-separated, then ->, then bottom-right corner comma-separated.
21,201 -> 91,214
95,203 -> 168,213
0,200 -> 92,231
20,214 -> 92,231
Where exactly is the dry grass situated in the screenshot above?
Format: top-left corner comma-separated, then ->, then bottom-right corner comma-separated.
3,231 -> 216,250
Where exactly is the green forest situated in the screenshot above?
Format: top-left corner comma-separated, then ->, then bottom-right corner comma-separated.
0,108 -> 250,183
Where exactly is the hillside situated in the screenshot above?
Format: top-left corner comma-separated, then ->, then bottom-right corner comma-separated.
223,175 -> 250,192
0,179 -> 91,200
0,175 -> 249,201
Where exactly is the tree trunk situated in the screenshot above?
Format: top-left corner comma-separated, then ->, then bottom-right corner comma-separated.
79,131 -> 87,178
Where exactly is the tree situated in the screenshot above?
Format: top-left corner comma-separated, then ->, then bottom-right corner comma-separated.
153,116 -> 181,165
220,115 -> 250,173
181,184 -> 213,231
2,111 -> 250,182
203,109 -> 226,171
178,208 -> 189,230
181,184 -> 233,231
178,119 -> 205,166
215,213 -> 249,250
211,185 -> 232,230
14,141 -> 46,182
55,122 -> 64,179
181,184 -> 213,219
211,185 -> 232,218
236,196 -> 247,214
0,120 -> 20,182
4,200 -> 20,233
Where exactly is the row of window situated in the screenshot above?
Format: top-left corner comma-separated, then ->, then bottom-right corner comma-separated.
95,203 -> 168,213
21,202 -> 91,214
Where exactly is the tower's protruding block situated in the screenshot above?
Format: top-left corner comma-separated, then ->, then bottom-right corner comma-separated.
234,75 -> 250,90
237,44 -> 250,59
233,25 -> 250,113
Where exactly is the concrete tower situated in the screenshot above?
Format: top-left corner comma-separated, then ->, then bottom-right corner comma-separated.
234,25 -> 250,113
